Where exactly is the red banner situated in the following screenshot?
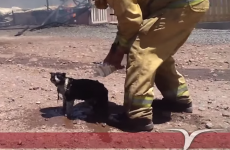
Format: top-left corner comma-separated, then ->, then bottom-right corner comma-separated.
0,132 -> 229,149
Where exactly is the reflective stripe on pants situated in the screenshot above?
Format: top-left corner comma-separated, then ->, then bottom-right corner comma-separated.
177,84 -> 189,97
162,83 -> 190,98
124,95 -> 153,107
131,96 -> 153,107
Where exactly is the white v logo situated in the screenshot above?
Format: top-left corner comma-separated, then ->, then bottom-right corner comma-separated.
166,129 -> 223,150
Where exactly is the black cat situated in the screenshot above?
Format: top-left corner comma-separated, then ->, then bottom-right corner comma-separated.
50,72 -> 109,120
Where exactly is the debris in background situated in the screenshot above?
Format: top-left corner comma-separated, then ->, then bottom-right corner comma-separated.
0,0 -> 92,36
14,25 -> 29,36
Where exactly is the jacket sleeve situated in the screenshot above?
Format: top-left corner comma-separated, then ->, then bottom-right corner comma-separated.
112,0 -> 143,47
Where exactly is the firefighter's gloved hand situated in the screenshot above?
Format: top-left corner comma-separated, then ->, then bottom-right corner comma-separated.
94,0 -> 108,9
103,43 -> 128,70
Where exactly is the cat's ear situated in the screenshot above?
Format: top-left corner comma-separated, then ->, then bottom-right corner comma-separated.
50,72 -> 54,76
62,73 -> 66,77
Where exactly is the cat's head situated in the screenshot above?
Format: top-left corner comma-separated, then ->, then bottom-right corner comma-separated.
50,72 -> 66,86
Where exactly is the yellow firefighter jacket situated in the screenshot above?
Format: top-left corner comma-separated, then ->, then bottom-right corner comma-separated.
95,0 -> 205,47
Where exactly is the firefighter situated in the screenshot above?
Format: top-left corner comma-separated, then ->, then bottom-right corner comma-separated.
95,0 -> 210,132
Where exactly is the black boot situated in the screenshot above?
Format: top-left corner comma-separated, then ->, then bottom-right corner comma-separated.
152,98 -> 193,113
107,112 -> 154,132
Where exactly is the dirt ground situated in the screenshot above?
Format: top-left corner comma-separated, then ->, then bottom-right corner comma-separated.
0,25 -> 230,135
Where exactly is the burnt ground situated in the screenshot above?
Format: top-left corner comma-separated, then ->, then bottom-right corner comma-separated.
0,25 -> 230,134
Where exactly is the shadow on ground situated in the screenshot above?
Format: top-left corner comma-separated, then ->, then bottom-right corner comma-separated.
22,99 -> 203,133
39,101 -> 203,132
39,100 -> 191,132
39,101 -> 124,131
